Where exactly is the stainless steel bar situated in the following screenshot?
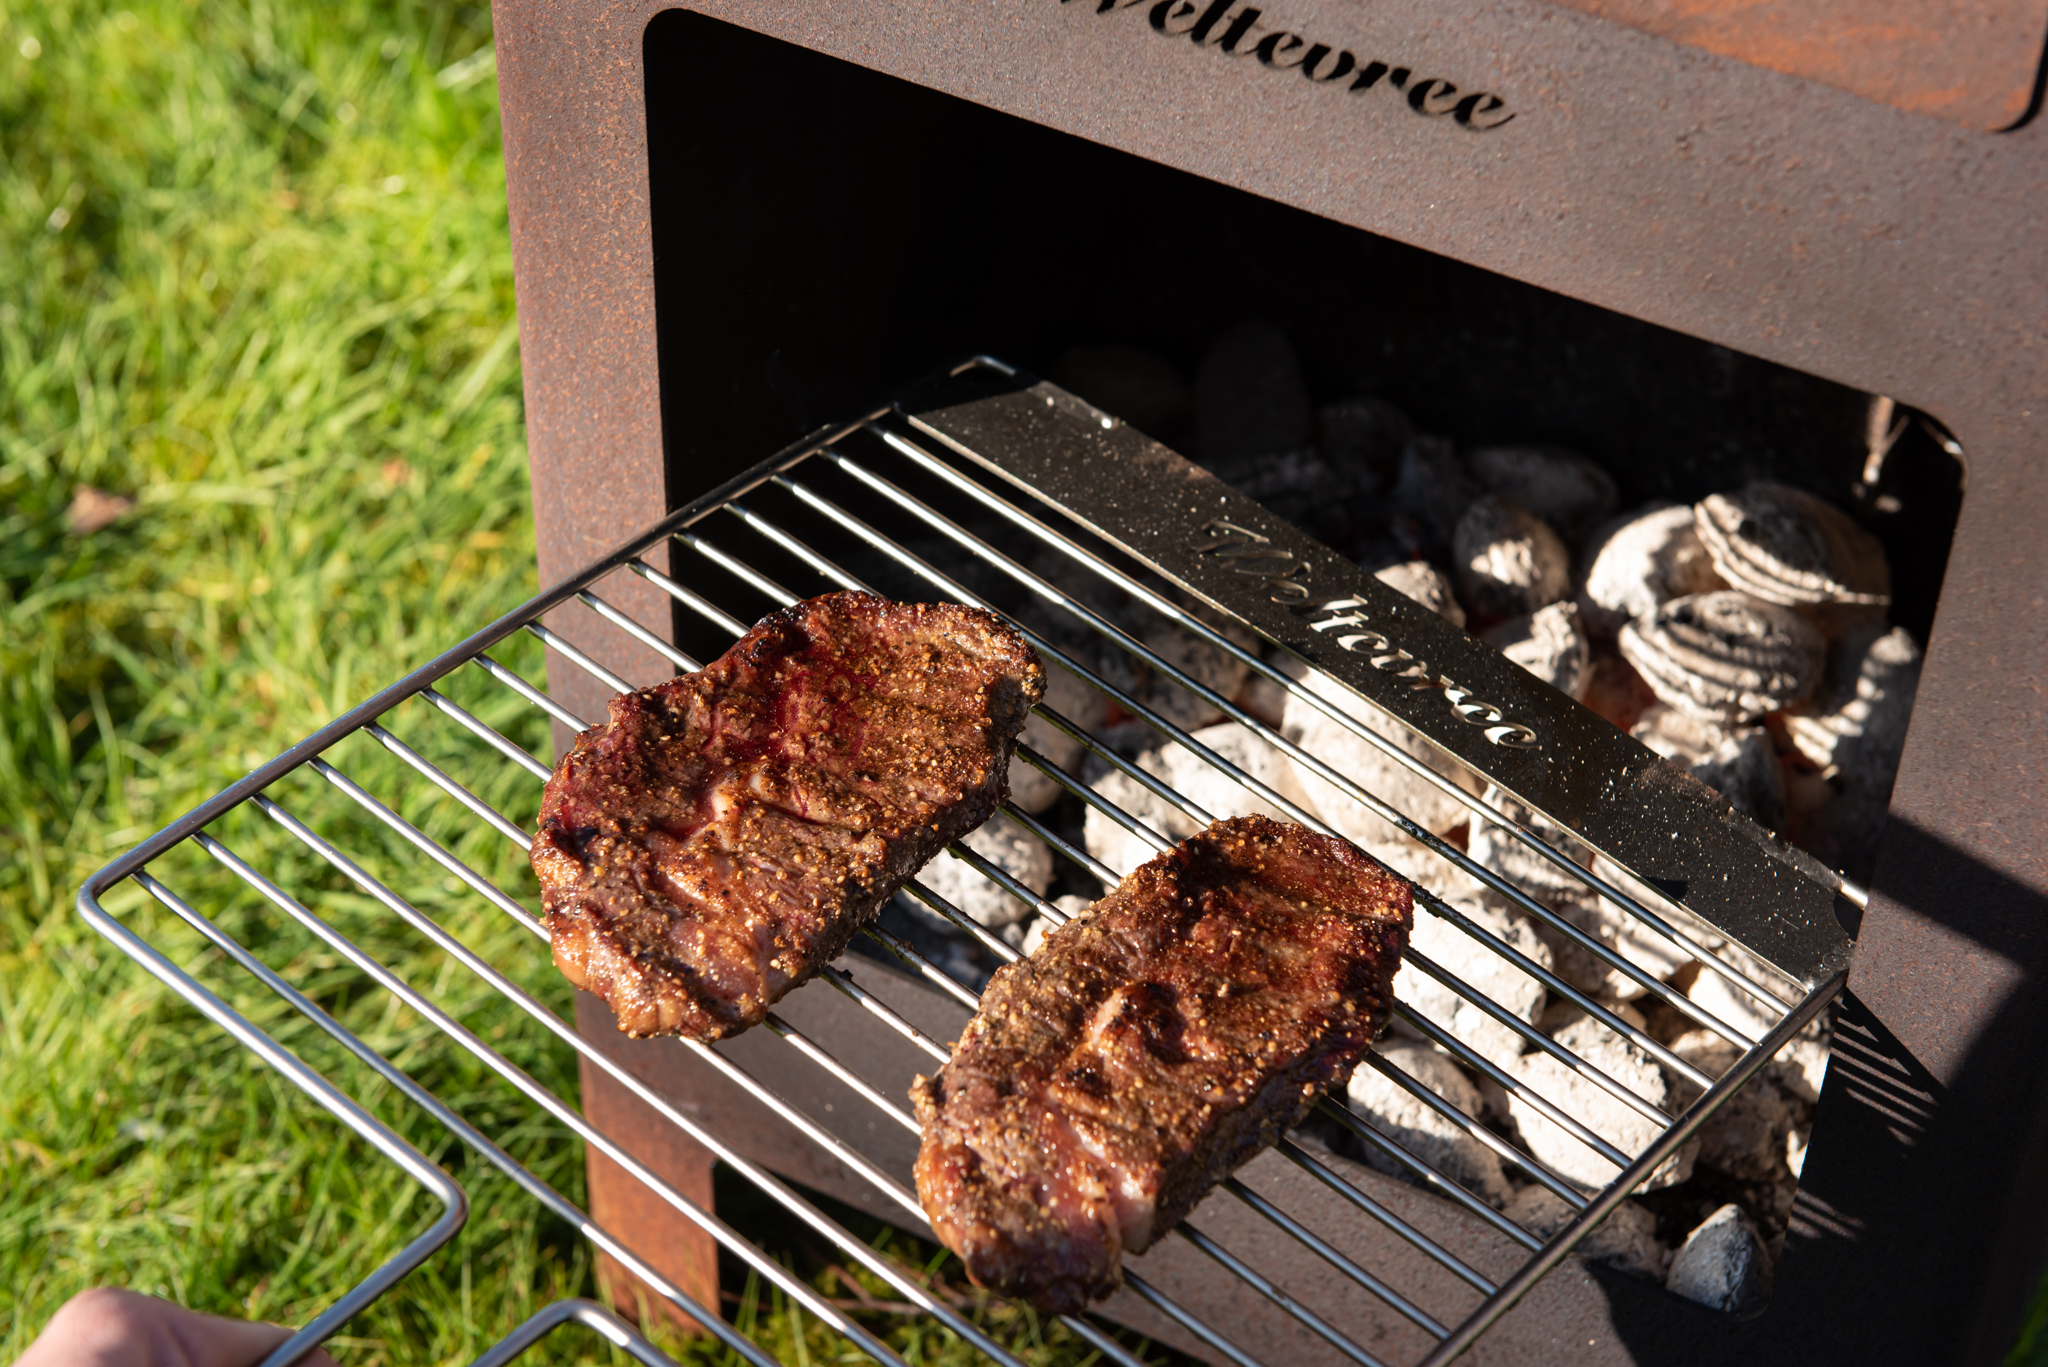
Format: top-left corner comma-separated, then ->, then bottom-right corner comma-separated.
1174,1224 -> 1396,1367
899,880 -> 1026,963
140,860 -> 784,1367
1356,1054 -> 1592,1208
817,964 -> 952,1064
1311,1104 -> 1544,1250
938,842 -> 1065,924
1024,701 -> 1223,834
764,1015 -> 925,1135
824,450 -> 1762,1054
1275,1139 -> 1506,1290
310,758 -> 538,927
996,800 -> 1104,906
1121,1272 -> 1266,1367
676,525 -> 815,606
420,688 -> 553,781
874,428 -> 1801,1017
1415,971 -> 1848,1366
362,723 -> 532,848
1219,1176 -> 1450,1340
75,885 -> 471,1367
1394,1006 -> 1634,1170
473,654 -> 587,732
526,621 -> 634,695
628,557 -> 752,636
465,1299 -> 677,1367
858,922 -> 985,1011
1398,951 -> 1671,1126
578,587 -> 699,672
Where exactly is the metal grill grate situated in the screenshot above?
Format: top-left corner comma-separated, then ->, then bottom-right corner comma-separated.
80,359 -> 1846,1367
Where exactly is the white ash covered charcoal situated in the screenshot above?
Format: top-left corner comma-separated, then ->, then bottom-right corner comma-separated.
1391,434 -> 1481,551
1453,495 -> 1572,619
1276,659 -> 1481,882
1784,624 -> 1920,777
912,812 -> 1053,932
1021,894 -> 1094,957
1508,1015 -> 1698,1192
1468,789 -> 1595,905
1782,624 -> 1921,876
1079,753 -> 1186,882
1766,1028 -> 1831,1107
1129,608 -> 1262,733
1666,1204 -> 1770,1315
1472,816 -> 1687,1002
1010,666 -> 1111,815
1079,722 -> 1290,878
1667,1031 -> 1800,1182
1694,483 -> 1891,609
1685,940 -> 1793,1043
1194,322 -> 1311,479
1504,1187 -> 1669,1283
1345,1040 -> 1513,1207
1372,559 -> 1466,628
1619,591 -> 1824,724
1580,650 -> 1662,734
1786,1128 -> 1810,1179
1631,704 -> 1786,831
1396,893 -> 1554,1071
1578,502 -> 1729,638
1511,890 -> 1682,1004
1050,344 -> 1191,439
1482,600 -> 1591,699
1466,445 -> 1619,549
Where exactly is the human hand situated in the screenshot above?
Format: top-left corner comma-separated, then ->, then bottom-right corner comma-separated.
16,1288 -> 339,1367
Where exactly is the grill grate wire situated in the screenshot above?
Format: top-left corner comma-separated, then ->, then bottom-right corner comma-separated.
78,396 -> 1843,1367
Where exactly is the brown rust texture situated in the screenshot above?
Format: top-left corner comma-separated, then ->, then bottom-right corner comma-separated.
1534,0 -> 2048,129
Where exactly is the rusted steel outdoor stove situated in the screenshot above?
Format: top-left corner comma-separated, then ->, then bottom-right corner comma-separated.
493,1 -> 2048,1363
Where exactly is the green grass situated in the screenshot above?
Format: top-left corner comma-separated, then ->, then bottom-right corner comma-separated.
0,4 -> 1124,1365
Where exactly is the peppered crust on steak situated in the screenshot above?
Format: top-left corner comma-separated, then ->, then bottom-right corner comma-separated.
910,815 -> 1411,1313
531,591 -> 1044,1041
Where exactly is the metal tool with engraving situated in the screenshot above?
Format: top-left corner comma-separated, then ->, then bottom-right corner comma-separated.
80,358 -> 1848,1367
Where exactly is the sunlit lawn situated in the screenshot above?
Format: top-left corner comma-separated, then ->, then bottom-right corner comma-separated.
0,4 -> 1119,1365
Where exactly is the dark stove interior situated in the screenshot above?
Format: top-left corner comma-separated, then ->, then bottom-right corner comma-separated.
641,9 -> 1962,653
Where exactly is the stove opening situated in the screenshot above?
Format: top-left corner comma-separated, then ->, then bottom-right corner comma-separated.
639,6 -> 1962,1317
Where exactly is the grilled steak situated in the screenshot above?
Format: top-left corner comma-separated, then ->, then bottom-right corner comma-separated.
532,591 -> 1045,1041
911,815 -> 1411,1312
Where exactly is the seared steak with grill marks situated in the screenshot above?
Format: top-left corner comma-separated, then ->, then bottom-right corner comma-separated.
532,592 -> 1044,1041
911,815 -> 1410,1312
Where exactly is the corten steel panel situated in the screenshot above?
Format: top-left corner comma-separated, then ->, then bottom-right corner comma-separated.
493,0 -> 2048,1361
1533,0 -> 2048,131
